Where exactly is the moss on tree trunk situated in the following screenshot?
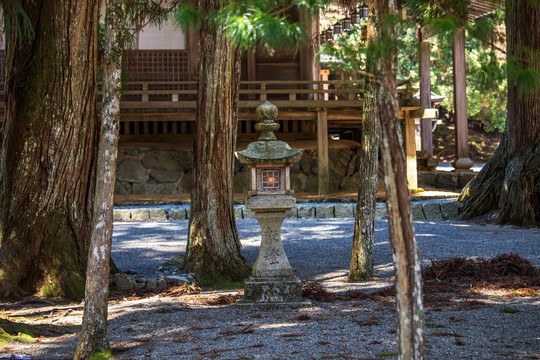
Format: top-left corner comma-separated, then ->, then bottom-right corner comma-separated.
459,0 -> 540,226
350,8 -> 378,281
183,0 -> 249,281
0,0 -> 99,299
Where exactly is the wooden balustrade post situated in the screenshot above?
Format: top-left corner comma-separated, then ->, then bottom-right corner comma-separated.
260,83 -> 267,102
142,83 -> 149,102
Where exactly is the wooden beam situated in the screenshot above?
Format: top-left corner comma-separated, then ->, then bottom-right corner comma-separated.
452,27 -> 473,170
317,109 -> 329,195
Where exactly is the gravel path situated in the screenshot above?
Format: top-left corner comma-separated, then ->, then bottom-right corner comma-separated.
112,218 -> 540,282
1,218 -> 539,360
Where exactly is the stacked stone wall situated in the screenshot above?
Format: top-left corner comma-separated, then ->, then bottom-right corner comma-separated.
115,141 -> 370,195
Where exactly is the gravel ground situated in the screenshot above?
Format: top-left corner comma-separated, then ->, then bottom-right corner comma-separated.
1,218 -> 539,360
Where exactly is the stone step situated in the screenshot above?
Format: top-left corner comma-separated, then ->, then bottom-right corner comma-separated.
113,199 -> 459,222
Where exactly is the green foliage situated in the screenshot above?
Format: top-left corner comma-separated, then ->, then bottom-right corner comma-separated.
88,351 -> 114,360
175,0 -> 330,51
508,56 -> 540,96
199,274 -> 247,290
0,320 -> 37,345
0,0 -> 36,44
323,0 -> 509,132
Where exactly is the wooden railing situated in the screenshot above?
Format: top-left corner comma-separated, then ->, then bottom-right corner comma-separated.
114,80 -> 369,110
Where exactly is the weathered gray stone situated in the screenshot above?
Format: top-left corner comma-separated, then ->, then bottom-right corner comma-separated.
334,204 -> 354,218
145,279 -> 157,290
132,183 -> 178,195
117,158 -> 149,183
114,181 -> 132,195
233,170 -> 250,194
411,203 -> 426,220
340,171 -> 361,191
243,208 -> 255,219
299,151 -> 314,174
164,275 -> 190,286
243,276 -> 306,304
178,171 -> 193,194
168,208 -> 187,220
305,175 -> 318,193
292,173 -> 308,192
440,200 -> 459,219
329,148 -> 352,191
115,150 -> 126,165
149,208 -> 167,221
285,208 -> 297,218
459,172 -> 476,188
122,148 -> 140,156
234,207 -> 243,219
297,205 -> 314,218
422,202 -> 444,221
316,205 -> 334,218
156,278 -> 168,290
142,151 -> 184,172
346,153 -> 358,176
131,209 -> 150,221
435,172 -> 459,190
375,203 -> 388,219
113,209 -> 131,221
150,168 -> 182,183
113,273 -> 135,291
418,171 -> 436,188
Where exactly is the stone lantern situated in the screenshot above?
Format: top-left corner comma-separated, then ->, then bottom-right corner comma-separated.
236,101 -> 310,307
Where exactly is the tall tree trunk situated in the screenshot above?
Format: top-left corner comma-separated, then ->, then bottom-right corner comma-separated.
0,0 -> 98,299
459,0 -> 540,226
349,2 -> 378,281
75,0 -> 126,357
373,0 -> 424,358
183,0 -> 249,281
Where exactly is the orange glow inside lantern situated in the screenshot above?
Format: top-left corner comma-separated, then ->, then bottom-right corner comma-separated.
262,169 -> 280,189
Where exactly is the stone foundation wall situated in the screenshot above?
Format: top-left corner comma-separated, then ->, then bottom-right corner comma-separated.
418,170 -> 477,190
115,140 -> 368,196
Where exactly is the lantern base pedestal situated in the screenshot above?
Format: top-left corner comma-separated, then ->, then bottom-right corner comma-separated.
238,276 -> 311,309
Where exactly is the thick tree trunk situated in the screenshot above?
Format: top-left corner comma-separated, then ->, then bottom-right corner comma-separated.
75,0 -> 125,358
183,0 -> 249,281
374,1 -> 424,358
349,4 -> 378,281
459,0 -> 540,226
0,0 -> 98,299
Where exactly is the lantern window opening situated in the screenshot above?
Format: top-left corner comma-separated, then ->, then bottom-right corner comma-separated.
262,169 -> 281,189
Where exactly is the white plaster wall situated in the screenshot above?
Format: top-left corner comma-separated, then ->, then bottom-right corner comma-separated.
137,17 -> 185,50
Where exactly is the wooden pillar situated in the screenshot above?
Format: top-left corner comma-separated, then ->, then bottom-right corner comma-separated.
419,29 -> 433,160
404,110 -> 418,190
451,27 -> 473,170
300,9 -> 320,100
317,109 -> 329,195
247,51 -> 256,100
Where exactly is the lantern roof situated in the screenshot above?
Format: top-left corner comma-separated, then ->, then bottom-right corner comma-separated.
236,101 -> 303,164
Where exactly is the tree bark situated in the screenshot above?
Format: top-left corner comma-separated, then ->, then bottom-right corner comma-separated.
458,0 -> 540,226
349,2 -> 378,281
0,0 -> 98,299
75,0 -> 126,357
183,0 -> 249,281
373,0 -> 424,358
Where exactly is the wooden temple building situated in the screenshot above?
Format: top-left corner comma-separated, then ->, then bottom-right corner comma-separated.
0,1 -> 501,197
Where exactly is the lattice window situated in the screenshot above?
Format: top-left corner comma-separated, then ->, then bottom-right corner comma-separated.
124,50 -> 190,82
262,169 -> 280,189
